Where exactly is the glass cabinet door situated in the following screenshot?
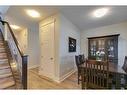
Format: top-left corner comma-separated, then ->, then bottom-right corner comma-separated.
106,37 -> 118,64
97,38 -> 106,60
98,38 -> 105,51
107,39 -> 115,58
89,39 -> 97,59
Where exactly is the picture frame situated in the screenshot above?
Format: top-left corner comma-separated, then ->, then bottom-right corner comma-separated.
68,37 -> 76,52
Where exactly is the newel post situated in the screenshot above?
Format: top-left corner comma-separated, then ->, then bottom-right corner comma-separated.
22,55 -> 28,89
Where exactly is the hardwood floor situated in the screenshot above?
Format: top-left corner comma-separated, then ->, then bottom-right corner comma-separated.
28,68 -> 81,89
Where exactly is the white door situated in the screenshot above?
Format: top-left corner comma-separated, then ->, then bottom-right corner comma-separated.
40,22 -> 55,79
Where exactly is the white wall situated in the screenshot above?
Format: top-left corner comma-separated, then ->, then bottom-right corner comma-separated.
4,16 -> 40,69
81,22 -> 127,67
14,28 -> 27,54
28,23 -> 40,69
59,14 -> 80,78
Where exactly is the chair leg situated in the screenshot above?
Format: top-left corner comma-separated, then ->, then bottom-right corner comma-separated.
78,73 -> 79,84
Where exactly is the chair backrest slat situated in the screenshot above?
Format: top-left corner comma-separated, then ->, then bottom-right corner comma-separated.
79,54 -> 85,64
102,64 -> 105,87
85,60 -> 109,89
75,55 -> 80,68
122,56 -> 127,73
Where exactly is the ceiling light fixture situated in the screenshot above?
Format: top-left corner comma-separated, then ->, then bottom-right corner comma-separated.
26,9 -> 40,18
93,8 -> 109,18
10,25 -> 20,30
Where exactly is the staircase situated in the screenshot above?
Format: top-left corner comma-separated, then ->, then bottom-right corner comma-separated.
0,31 -> 16,89
0,19 -> 27,89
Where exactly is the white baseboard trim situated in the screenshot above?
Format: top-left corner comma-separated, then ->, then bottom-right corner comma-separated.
37,67 -> 77,83
28,64 -> 39,69
55,68 -> 77,83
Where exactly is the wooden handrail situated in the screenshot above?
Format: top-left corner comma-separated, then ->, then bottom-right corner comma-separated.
0,20 -> 23,56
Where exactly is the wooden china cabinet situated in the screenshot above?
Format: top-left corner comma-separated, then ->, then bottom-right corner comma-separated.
88,34 -> 120,65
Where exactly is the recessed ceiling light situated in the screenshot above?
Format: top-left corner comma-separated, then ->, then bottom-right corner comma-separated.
93,8 -> 109,18
10,25 -> 20,30
26,9 -> 40,18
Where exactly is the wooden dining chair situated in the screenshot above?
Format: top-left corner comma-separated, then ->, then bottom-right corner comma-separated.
82,60 -> 109,89
120,56 -> 127,89
122,56 -> 127,73
79,54 -> 85,64
75,55 -> 82,84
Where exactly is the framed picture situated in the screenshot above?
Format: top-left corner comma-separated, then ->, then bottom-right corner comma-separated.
69,37 -> 76,52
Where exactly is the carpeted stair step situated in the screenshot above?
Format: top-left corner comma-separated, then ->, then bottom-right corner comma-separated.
0,63 -> 10,70
0,59 -> 8,64
0,43 -> 4,46
0,73 -> 12,79
0,40 -> 4,45
0,39 -> 4,42
0,56 -> 7,59
0,47 -> 5,50
0,45 -> 5,48
0,58 -> 8,61
0,77 -> 15,89
0,48 -> 6,53
0,43 -> 4,45
0,68 -> 11,75
0,42 -> 4,44
5,85 -> 16,89
0,53 -> 7,59
0,52 -> 7,56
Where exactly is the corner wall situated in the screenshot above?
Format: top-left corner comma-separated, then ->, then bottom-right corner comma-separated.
14,28 -> 27,54
81,22 -> 127,67
59,14 -> 81,80
28,23 -> 40,69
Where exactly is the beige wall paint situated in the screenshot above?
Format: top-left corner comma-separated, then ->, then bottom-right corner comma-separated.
81,22 -> 127,67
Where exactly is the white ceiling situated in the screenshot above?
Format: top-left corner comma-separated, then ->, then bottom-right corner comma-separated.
5,6 -> 58,27
58,6 -> 127,31
5,6 -> 127,31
